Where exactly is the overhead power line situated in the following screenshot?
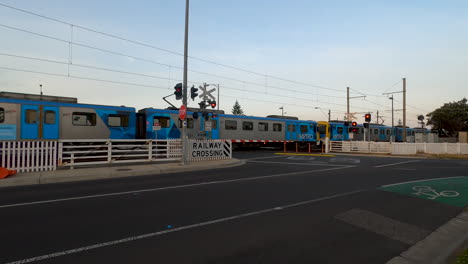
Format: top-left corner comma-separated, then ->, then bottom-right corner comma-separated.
0,23 -> 346,100
0,52 -> 346,106
0,3 -> 342,93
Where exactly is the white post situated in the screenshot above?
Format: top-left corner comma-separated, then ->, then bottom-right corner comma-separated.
444,142 -> 448,154
148,140 -> 152,160
325,137 -> 330,153
58,141 -> 63,167
107,140 -> 112,164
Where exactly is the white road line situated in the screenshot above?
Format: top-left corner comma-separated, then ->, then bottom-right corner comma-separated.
246,160 -> 348,167
381,176 -> 467,188
4,189 -> 365,264
0,166 -> 353,209
374,160 -> 421,168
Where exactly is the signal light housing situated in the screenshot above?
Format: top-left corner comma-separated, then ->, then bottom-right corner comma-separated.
352,122 -> 357,126
209,100 -> 216,109
365,113 -> 371,122
190,85 -> 198,100
174,83 -> 183,100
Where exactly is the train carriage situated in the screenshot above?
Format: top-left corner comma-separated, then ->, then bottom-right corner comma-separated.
0,92 -> 136,140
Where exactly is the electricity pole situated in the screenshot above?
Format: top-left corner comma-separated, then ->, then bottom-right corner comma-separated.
181,0 -> 189,165
383,77 -> 407,142
403,78 -> 407,142
347,87 -> 366,121
389,95 -> 394,141
347,87 -> 350,121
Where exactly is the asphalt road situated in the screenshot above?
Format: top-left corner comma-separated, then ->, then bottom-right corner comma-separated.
0,150 -> 467,264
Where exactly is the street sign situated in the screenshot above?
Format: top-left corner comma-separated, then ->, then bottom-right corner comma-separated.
205,121 -> 212,131
179,104 -> 187,120
199,84 -> 216,100
153,124 -> 161,131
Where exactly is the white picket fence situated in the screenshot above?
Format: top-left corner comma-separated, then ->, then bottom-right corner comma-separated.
1,138 -> 233,172
1,141 -> 58,172
330,141 -> 468,155
187,139 -> 232,161
330,141 -> 391,154
394,142 -> 468,155
59,139 -> 182,168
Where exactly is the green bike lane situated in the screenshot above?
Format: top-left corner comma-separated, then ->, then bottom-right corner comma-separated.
380,176 -> 468,208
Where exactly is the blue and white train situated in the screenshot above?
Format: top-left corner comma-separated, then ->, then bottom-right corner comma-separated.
0,92 -> 428,144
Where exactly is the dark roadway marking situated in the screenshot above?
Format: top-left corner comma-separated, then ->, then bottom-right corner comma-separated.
4,190 -> 365,264
0,166 -> 352,209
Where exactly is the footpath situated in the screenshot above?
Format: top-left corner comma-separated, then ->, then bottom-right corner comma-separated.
0,159 -> 243,188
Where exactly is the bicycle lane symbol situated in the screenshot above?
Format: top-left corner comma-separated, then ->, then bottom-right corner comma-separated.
411,186 -> 460,200
379,176 -> 468,207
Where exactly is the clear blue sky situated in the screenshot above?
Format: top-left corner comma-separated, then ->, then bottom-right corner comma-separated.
0,0 -> 467,126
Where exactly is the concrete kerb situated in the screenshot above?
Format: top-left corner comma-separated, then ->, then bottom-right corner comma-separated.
386,210 -> 468,264
0,159 -> 244,188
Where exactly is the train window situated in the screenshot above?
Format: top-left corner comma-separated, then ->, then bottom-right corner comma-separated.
108,114 -> 129,127
225,120 -> 237,130
0,107 -> 4,123
153,116 -> 170,128
386,129 -> 390,135
380,129 -> 385,135
412,131 -> 415,136
258,122 -> 268,131
242,121 -> 253,131
300,125 -> 308,133
178,118 -> 194,129
337,127 -> 343,134
288,124 -> 296,132
72,112 -> 96,126
26,109 -> 38,124
374,129 -> 378,134
44,111 -> 56,125
273,123 -> 282,132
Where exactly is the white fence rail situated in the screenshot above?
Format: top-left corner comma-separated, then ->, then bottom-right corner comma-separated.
393,143 -> 468,155
59,139 -> 182,168
1,138 -> 233,172
330,141 -> 468,155
330,141 -> 391,154
187,139 -> 232,161
1,141 -> 58,172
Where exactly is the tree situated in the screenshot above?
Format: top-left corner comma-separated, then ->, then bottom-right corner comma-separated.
232,100 -> 245,115
426,98 -> 468,136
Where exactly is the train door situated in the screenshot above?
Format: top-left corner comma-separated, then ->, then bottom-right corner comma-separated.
286,122 -> 298,141
42,106 -> 59,139
210,115 -> 219,139
21,105 -> 60,139
21,105 -> 39,139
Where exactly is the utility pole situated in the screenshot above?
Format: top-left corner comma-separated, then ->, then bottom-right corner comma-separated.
347,87 -> 350,121
328,109 -> 331,122
347,87 -> 366,121
216,84 -> 219,111
181,0 -> 190,165
403,78 -> 407,142
390,95 -> 394,142
383,78 -> 406,142
376,110 -> 379,124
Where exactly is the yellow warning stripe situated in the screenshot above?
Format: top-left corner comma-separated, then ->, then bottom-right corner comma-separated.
274,153 -> 335,157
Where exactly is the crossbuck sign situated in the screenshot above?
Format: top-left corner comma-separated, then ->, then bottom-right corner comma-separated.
199,83 -> 216,101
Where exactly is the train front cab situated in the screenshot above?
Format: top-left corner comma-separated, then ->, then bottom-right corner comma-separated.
139,108 -> 220,140
285,120 -> 317,142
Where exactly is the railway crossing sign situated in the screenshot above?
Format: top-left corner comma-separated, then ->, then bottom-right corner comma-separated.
179,104 -> 187,120
199,83 -> 216,101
